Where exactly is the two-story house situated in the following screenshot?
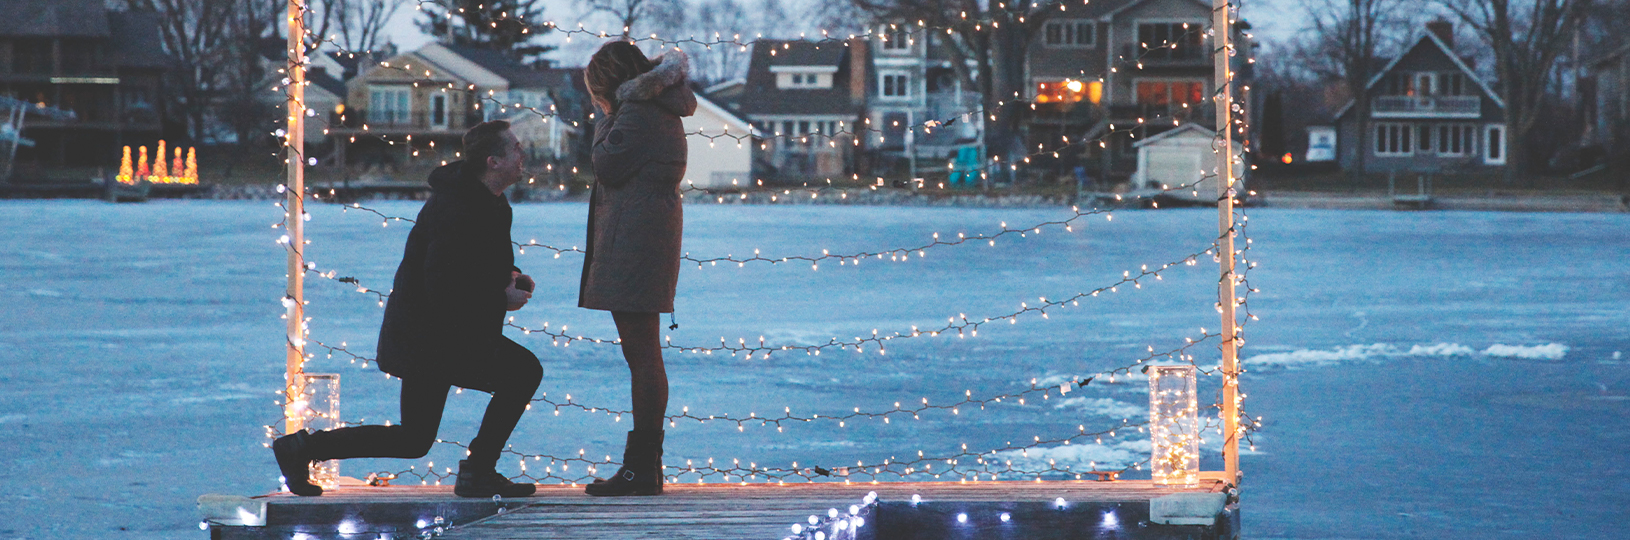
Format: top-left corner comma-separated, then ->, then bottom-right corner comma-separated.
0,0 -> 169,174
867,23 -> 982,179
1330,22 -> 1507,174
732,39 -> 868,182
1026,0 -> 1248,184
333,43 -> 581,173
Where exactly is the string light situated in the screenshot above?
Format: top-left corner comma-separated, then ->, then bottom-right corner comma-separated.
261,0 -> 1262,495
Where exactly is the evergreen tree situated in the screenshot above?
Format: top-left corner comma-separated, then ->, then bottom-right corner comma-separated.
417,0 -> 557,66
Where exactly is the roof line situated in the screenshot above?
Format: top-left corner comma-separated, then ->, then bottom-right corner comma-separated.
1331,31 -> 1504,121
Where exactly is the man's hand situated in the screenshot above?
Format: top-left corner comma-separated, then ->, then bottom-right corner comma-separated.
505,271 -> 532,311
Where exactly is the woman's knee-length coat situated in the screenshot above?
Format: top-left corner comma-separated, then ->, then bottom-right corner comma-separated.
578,50 -> 696,313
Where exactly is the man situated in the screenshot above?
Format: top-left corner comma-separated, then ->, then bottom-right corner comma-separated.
272,121 -> 540,498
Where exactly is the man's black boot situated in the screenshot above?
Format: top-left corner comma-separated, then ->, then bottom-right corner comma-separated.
272,431 -> 322,496
454,460 -> 537,498
585,430 -> 664,496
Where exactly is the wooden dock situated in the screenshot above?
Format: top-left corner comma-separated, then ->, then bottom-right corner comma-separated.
201,478 -> 1237,539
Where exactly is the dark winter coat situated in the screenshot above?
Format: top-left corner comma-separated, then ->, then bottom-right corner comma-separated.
578,49 -> 697,313
376,161 -> 519,379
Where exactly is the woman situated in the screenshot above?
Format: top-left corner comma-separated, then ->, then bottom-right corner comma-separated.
578,41 -> 695,496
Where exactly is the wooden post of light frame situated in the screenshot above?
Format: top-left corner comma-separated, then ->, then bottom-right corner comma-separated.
283,0 -> 308,437
1210,0 -> 1241,484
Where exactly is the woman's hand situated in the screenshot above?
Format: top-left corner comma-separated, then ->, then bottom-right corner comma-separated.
505,271 -> 532,311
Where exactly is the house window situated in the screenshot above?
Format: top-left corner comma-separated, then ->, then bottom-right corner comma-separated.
779,72 -> 829,89
1435,124 -> 1476,155
1045,21 -> 1095,47
1137,22 -> 1204,61
1036,80 -> 1099,104
1484,125 -> 1506,165
1441,73 -> 1465,96
369,87 -> 410,125
1135,80 -> 1204,106
881,26 -> 910,50
881,74 -> 911,98
1375,123 -> 1413,156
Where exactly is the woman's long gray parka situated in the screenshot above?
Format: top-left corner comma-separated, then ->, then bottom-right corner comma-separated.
578,50 -> 696,313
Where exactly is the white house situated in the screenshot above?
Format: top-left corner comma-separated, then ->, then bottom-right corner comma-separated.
683,93 -> 757,189
1132,123 -> 1245,202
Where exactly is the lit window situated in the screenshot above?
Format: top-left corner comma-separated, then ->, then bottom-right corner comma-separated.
1135,81 -> 1203,106
1035,80 -> 1098,104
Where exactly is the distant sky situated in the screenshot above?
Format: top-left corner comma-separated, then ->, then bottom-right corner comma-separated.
382,0 -> 1311,66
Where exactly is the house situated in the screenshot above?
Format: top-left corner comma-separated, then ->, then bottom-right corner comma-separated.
866,23 -> 982,177
732,39 -> 868,182
332,43 -> 582,170
1330,22 -> 1508,174
1024,0 -> 1249,185
0,0 -> 170,173
259,38 -> 347,144
682,92 -> 756,189
1131,123 -> 1243,203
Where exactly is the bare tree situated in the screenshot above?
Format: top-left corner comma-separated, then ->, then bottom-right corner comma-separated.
309,0 -> 404,54
1437,0 -> 1594,177
684,0 -> 752,85
1296,0 -> 1411,176
122,0 -> 239,141
579,0 -> 687,37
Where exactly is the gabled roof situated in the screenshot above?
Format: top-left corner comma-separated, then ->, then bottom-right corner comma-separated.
1133,123 -> 1215,147
0,0 -> 109,37
736,40 -> 861,117
106,10 -> 169,69
440,44 -> 559,89
694,93 -> 757,136
1332,32 -> 1505,121
1587,42 -> 1630,69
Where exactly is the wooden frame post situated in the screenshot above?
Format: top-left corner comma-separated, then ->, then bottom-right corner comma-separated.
283,0 -> 308,436
1210,0 -> 1241,483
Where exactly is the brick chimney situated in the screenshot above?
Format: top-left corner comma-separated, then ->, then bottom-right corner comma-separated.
1426,20 -> 1453,48
848,36 -> 869,106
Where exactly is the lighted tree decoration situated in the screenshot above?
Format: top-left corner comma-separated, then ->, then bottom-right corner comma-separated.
171,147 -> 183,184
153,140 -> 168,182
185,148 -> 198,184
117,146 -> 133,184
135,146 -> 149,181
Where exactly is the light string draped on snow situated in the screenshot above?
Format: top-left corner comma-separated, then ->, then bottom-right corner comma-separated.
266,0 -> 1261,488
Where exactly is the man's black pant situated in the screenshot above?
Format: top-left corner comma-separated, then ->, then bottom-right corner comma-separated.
304,337 -> 541,470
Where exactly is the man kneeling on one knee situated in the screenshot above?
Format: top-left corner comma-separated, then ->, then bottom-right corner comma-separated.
273,121 -> 541,498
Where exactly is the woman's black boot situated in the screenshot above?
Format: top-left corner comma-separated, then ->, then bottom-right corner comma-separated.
272,431 -> 322,496
585,430 -> 664,496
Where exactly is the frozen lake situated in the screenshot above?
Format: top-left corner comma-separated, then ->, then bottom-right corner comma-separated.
1,199 -> 1626,539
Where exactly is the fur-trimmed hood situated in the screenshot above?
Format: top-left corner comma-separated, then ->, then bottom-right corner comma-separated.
615,49 -> 695,117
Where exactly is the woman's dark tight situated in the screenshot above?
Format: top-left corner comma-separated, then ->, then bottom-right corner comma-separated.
612,311 -> 667,432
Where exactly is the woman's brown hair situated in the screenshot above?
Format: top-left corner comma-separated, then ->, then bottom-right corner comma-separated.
585,41 -> 655,113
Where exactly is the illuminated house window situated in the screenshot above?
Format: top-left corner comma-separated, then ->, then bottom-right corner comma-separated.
1135,80 -> 1203,106
1035,80 -> 1100,105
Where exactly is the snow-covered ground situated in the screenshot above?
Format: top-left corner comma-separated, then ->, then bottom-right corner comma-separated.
1,200 -> 1625,539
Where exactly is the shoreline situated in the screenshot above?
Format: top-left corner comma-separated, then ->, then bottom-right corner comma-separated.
3,182 -> 1626,213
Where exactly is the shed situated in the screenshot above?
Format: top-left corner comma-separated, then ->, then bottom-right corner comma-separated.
683,92 -> 757,189
1132,124 -> 1245,202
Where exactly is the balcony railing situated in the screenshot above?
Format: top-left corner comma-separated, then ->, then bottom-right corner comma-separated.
1371,95 -> 1480,118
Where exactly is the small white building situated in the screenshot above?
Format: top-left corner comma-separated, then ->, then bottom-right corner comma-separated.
1305,126 -> 1336,162
683,93 -> 757,189
1132,124 -> 1245,202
